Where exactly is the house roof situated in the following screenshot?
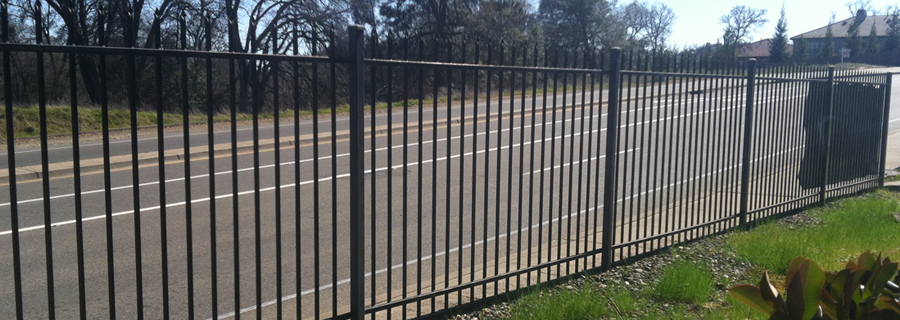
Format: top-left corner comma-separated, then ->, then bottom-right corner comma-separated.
737,38 -> 793,58
792,14 -> 891,39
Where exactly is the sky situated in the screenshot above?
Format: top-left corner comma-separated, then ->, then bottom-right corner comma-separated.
661,0 -> 899,48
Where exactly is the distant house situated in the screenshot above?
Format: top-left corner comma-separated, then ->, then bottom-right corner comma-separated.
736,38 -> 793,60
791,9 -> 891,57
686,39 -> 790,61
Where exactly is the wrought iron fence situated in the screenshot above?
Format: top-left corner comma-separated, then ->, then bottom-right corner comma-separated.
0,8 -> 895,320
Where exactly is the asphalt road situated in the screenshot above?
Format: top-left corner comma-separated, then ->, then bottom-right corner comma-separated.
0,76 -> 742,170
0,71 -> 896,320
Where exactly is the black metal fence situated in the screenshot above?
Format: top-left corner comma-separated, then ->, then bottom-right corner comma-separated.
0,10 -> 895,320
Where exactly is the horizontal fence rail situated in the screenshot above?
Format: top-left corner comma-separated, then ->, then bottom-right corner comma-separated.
0,8 -> 895,320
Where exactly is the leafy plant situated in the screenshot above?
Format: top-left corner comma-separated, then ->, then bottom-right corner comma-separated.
818,252 -> 900,320
729,252 -> 900,320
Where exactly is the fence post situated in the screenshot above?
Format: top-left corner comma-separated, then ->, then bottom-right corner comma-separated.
878,74 -> 893,187
738,59 -> 756,229
819,67 -> 836,204
347,24 -> 366,320
600,48 -> 622,271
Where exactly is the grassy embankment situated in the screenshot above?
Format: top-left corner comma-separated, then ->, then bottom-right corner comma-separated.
1,79 -> 673,139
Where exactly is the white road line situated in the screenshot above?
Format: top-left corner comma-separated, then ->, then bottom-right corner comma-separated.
4,91 -> 745,207
0,86 -> 732,156
890,118 -> 900,123
0,82 -> 802,158
0,127 -> 630,236
212,145 -> 807,320
0,92 -> 802,234
521,150 -> 636,176
1,111 -> 601,207
2,91 -> 600,155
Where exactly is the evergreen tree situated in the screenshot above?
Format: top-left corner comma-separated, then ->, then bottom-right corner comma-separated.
820,16 -> 836,60
846,8 -> 865,56
846,21 -> 862,55
794,38 -> 809,63
865,24 -> 879,54
886,9 -> 900,51
769,7 -> 789,64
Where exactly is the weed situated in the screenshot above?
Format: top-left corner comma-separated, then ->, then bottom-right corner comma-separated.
655,261 -> 713,304
605,285 -> 636,314
703,295 -> 769,320
727,222 -> 809,273
510,284 -> 610,320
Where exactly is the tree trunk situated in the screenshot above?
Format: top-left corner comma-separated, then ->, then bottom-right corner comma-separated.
239,61 -> 251,113
77,55 -> 101,104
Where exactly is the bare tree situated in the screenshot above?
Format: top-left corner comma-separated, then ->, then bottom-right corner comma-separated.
719,5 -> 767,59
719,5 -> 767,45
846,0 -> 876,16
621,1 -> 650,46
644,2 -> 674,52
20,0 -> 177,103
620,1 -> 673,52
222,0 -> 345,111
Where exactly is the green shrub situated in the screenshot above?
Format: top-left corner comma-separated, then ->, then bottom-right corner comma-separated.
656,261 -> 713,304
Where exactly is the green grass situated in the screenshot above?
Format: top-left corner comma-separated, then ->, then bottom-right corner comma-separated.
508,281 -> 766,320
1,79 -> 668,139
0,106 -> 219,138
474,190 -> 900,320
0,97 -> 468,138
703,296 -> 769,320
886,174 -> 900,183
728,190 -> 900,272
0,102 -> 385,138
726,222 -> 809,274
510,284 -> 611,320
0,86 -> 526,139
604,285 -> 636,314
654,261 -> 713,304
